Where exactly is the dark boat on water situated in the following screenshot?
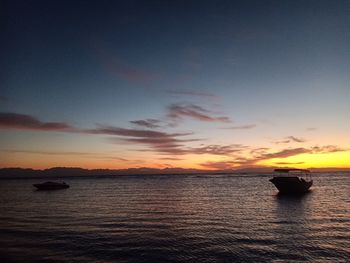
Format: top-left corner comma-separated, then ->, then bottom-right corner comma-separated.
270,168 -> 312,194
33,181 -> 69,190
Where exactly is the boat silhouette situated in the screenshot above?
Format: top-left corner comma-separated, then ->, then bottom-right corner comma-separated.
33,181 -> 69,190
270,169 -> 312,194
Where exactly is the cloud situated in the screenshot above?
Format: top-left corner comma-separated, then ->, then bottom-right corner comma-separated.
0,112 -> 200,156
86,125 -> 191,138
221,124 -> 257,130
1,149 -> 129,161
1,149 -> 94,156
188,144 -> 246,155
311,145 -> 346,153
0,112 -> 75,132
93,125 -> 244,157
5,112 -> 345,169
234,147 -> 310,166
158,157 -> 183,161
122,137 -> 187,152
130,119 -> 161,129
139,143 -> 245,157
275,139 -> 290,144
167,103 -> 231,124
274,136 -> 306,144
237,144 -> 346,167
262,145 -> 345,159
0,112 -> 200,157
200,161 -> 235,170
274,161 -> 305,165
260,148 -> 309,159
150,143 -> 244,156
249,147 -> 269,155
288,136 -> 306,143
86,125 -> 198,155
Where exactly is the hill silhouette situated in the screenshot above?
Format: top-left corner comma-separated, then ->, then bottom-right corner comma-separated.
0,166 -> 349,179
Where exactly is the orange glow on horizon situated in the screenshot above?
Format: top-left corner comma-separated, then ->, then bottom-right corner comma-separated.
260,151 -> 350,169
2,150 -> 350,170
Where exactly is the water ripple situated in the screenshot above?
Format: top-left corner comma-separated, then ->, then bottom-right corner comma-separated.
0,173 -> 349,262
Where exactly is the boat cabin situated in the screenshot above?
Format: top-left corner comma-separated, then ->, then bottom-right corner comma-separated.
273,168 -> 312,179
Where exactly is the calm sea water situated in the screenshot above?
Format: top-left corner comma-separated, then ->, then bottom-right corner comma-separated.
0,173 -> 349,262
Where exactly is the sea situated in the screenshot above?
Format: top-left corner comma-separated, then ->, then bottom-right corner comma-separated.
0,173 -> 349,262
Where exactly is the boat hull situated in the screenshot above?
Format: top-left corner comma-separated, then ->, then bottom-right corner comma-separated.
270,177 -> 312,194
33,182 -> 69,190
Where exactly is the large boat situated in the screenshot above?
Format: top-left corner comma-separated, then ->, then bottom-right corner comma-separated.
33,181 -> 69,190
269,169 -> 312,194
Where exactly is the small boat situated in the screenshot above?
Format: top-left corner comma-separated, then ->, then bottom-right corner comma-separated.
269,169 -> 312,194
33,181 -> 69,190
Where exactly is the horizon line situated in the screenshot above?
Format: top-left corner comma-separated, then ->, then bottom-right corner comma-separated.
1,166 -> 350,172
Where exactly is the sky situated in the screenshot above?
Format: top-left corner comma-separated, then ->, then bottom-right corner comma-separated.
1,0 -> 350,170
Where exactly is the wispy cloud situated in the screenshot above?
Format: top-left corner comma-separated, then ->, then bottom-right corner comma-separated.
85,125 -> 191,138
1,149 -> 94,156
274,136 -> 306,144
238,145 -> 346,166
200,160 -> 235,170
258,148 -> 309,159
167,103 -> 231,124
221,124 -> 257,130
158,157 -> 183,161
1,149 -> 129,161
224,148 -> 310,167
137,142 -> 245,157
188,144 -> 246,155
198,148 -> 310,169
311,145 -> 346,153
130,119 -> 161,129
100,126 -> 245,157
274,161 -> 305,165
249,147 -> 269,156
2,112 -> 345,168
0,112 -> 75,132
86,125 -> 198,155
130,102 -> 230,129
288,136 -> 306,143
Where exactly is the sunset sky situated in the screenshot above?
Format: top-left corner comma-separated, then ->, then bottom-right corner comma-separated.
2,0 -> 350,170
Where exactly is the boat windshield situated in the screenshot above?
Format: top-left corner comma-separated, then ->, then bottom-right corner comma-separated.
273,168 -> 312,180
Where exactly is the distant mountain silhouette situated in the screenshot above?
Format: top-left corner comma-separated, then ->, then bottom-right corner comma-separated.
0,166 -> 348,178
0,167 -> 216,178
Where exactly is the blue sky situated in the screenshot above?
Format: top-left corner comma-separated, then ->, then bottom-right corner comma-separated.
2,0 -> 350,169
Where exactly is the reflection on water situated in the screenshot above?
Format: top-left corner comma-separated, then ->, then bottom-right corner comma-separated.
0,173 -> 349,262
272,193 -> 312,261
